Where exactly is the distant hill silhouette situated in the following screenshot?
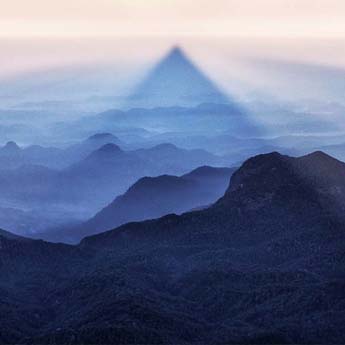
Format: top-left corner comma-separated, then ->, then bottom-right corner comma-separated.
2,141 -> 20,153
0,133 -> 123,170
46,166 -> 235,243
98,103 -> 258,135
0,138 -> 227,236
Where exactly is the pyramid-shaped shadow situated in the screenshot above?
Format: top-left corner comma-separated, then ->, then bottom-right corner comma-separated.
128,47 -> 235,108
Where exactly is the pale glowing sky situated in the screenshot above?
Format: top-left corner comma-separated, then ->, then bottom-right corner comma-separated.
1,0 -> 345,38
1,0 -> 345,106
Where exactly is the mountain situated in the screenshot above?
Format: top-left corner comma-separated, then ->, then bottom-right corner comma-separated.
0,133 -> 124,170
61,143 -> 226,211
83,150 -> 345,249
65,143 -> 151,198
0,142 -> 69,170
81,142 -> 126,162
87,132 -> 120,143
64,102 -> 260,138
48,166 -> 235,243
0,228 -> 28,240
133,143 -> 224,175
2,151 -> 345,343
128,46 -> 230,108
69,142 -> 223,177
0,139 -> 227,237
65,133 -> 124,161
1,141 -> 20,153
67,142 -> 225,187
0,141 -> 23,169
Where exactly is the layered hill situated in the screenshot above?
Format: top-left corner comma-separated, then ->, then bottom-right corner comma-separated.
0,139 -> 225,236
1,151 -> 345,344
51,166 -> 235,243
0,133 -> 123,170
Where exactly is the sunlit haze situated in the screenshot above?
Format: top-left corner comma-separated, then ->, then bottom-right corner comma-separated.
1,0 -> 345,88
1,1 -> 345,114
1,0 -> 345,38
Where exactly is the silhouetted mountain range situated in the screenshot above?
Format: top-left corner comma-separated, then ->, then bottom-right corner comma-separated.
0,138 -> 227,235
43,166 -> 235,243
0,133 -> 123,169
1,151 -> 345,343
92,102 -> 259,136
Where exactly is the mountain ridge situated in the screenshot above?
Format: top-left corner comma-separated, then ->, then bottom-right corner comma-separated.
2,150 -> 345,344
41,165 -> 235,243
82,150 -> 345,250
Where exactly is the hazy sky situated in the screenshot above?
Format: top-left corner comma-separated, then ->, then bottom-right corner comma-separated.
1,0 -> 345,38
1,0 -> 345,105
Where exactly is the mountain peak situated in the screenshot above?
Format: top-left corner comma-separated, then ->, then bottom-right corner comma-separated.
151,143 -> 179,151
86,143 -> 122,157
225,151 -> 290,195
126,175 -> 182,195
219,150 -> 345,214
84,143 -> 124,163
299,150 -> 339,164
3,141 -> 20,151
87,133 -> 116,141
183,166 -> 234,180
97,143 -> 122,154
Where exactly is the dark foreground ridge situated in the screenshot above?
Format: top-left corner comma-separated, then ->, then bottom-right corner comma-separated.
1,151 -> 345,344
